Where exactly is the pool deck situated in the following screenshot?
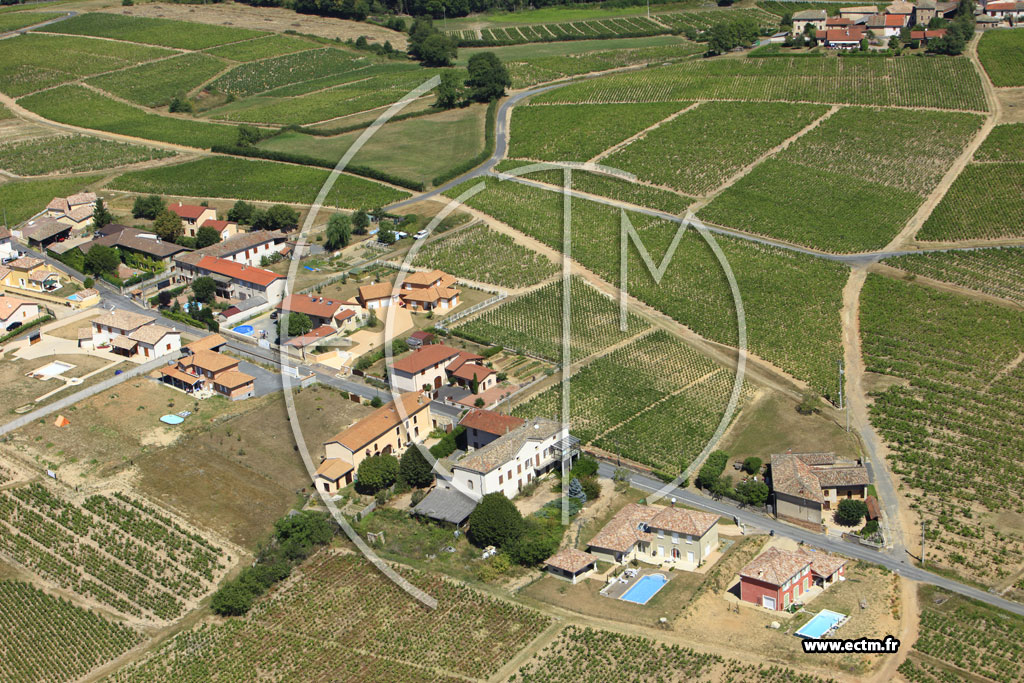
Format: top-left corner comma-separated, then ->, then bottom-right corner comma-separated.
601,567 -> 672,601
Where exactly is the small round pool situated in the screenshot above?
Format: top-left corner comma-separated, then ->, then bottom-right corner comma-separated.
160,415 -> 184,425
233,325 -> 255,336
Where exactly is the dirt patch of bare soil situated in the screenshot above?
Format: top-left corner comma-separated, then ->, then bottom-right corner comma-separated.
996,88 -> 1024,123
105,2 -> 408,49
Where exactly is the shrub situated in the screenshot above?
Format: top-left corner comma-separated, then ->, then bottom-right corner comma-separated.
696,450 -> 730,490
743,456 -> 762,475
570,456 -> 599,479
210,582 -> 255,616
734,480 -> 769,507
399,445 -> 434,489
356,454 -> 399,494
468,493 -> 523,549
579,475 -> 601,502
836,499 -> 868,526
507,518 -> 561,566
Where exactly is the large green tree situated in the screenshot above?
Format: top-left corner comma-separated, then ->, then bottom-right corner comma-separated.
152,209 -> 183,242
836,499 -> 868,526
91,197 -> 114,229
195,225 -> 221,249
324,213 -> 351,251
434,70 -> 463,109
466,52 -> 510,103
191,275 -> 217,303
356,453 -> 400,494
227,200 -> 256,224
399,445 -> 435,488
468,492 -> 524,549
83,244 -> 120,276
279,312 -> 313,339
253,204 -> 299,232
132,194 -> 165,220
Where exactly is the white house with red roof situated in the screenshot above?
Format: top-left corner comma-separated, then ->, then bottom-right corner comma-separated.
983,0 -> 1024,19
389,343 -> 496,394
459,409 -> 525,449
0,295 -> 39,330
194,256 -> 285,303
198,219 -> 238,240
821,25 -> 867,47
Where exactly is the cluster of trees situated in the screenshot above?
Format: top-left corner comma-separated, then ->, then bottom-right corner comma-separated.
434,52 -> 510,108
408,17 -> 458,66
227,200 -> 300,232
211,511 -> 334,616
354,444 -> 437,497
468,493 -> 563,566
923,1 -> 975,55
705,16 -> 761,56
695,450 -> 769,508
325,213 -> 352,251
836,499 -> 868,526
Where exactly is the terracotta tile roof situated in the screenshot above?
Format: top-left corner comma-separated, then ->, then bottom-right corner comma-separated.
450,361 -> 493,383
545,548 -> 597,574
404,269 -> 448,286
212,369 -> 254,389
840,4 -> 879,11
390,344 -> 462,375
277,293 -> 344,319
588,503 -> 654,553
110,334 -> 138,350
196,256 -> 281,287
0,227 -> 11,240
66,206 -> 93,223
84,226 -> 186,259
459,409 -> 524,436
814,466 -> 868,488
0,266 -> 9,281
866,494 -> 881,520
21,218 -> 68,242
315,458 -> 353,480
884,13 -> 906,25
0,296 -> 35,322
75,288 -> 99,299
168,203 -> 210,220
176,230 -> 285,266
6,256 -> 43,270
409,330 -> 434,342
446,350 -> 483,374
826,16 -> 854,25
325,391 -> 430,452
358,282 -> 397,302
825,26 -> 867,40
286,325 -> 336,348
66,192 -> 97,206
159,365 -> 203,385
648,507 -> 720,537
739,547 -> 811,587
201,219 -> 235,233
93,309 -> 155,331
184,333 -> 226,353
182,349 -> 237,373
335,308 -> 355,322
128,323 -> 176,345
401,285 -> 459,304
454,418 -> 562,474
771,453 -> 825,504
911,28 -> 948,37
795,548 -> 847,579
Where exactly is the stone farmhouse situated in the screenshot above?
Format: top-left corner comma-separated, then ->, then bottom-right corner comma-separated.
769,452 -> 869,525
45,192 -> 96,231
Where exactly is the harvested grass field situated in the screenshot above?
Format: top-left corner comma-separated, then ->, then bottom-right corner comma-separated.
0,353 -> 117,415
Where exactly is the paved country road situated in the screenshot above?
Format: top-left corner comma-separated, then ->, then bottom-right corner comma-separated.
597,462 -> 1024,617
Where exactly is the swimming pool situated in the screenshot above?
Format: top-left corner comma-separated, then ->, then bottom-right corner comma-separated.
233,325 -> 254,336
619,574 -> 668,605
795,609 -> 847,639
33,361 -> 75,379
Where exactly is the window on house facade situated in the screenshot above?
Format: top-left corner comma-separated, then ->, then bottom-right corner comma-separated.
672,533 -> 678,544
498,474 -> 503,484
657,529 -> 664,539
467,480 -> 473,490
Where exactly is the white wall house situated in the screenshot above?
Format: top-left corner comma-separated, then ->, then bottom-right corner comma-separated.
450,418 -> 578,500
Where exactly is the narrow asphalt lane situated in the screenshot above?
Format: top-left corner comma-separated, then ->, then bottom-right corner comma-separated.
597,462 -> 1024,617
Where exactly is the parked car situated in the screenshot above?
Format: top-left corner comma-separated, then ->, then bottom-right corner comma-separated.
413,229 -> 428,240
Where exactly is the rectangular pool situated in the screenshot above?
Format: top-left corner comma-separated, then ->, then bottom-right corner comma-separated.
795,609 -> 847,639
619,574 -> 668,605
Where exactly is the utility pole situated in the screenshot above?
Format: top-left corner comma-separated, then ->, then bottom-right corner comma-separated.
920,517 -> 926,565
647,0 -> 650,20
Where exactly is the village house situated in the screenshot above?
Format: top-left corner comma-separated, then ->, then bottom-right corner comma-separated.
983,0 -> 1024,20
825,15 -> 855,28
388,343 -> 496,394
167,203 -> 217,237
866,13 -> 906,36
89,308 -> 181,360
544,548 -> 599,584
459,409 -> 525,449
192,256 -> 285,304
910,28 -> 949,42
885,0 -> 915,21
323,391 -> 431,471
198,219 -> 238,240
276,294 -> 362,330
285,325 -> 338,350
839,4 -> 878,20
914,0 -> 938,23
314,458 -> 355,496
356,282 -> 400,310
182,333 -> 227,354
0,257 -> 62,294
821,26 -> 867,47
45,192 -> 96,230
791,8 -> 827,33
0,295 -> 40,330
158,341 -> 255,400
399,269 -> 461,312
769,452 -> 869,525
449,418 -> 578,499
586,503 -> 720,570
81,225 -> 187,267
738,547 -> 848,610
173,230 -> 287,283
23,217 -> 73,249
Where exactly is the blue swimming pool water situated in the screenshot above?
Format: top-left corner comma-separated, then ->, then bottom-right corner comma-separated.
233,325 -> 255,336
160,415 -> 184,425
795,609 -> 846,639
619,574 -> 668,605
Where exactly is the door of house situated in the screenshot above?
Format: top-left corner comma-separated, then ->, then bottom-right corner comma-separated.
434,376 -> 442,389
687,551 -> 694,564
763,596 -> 776,610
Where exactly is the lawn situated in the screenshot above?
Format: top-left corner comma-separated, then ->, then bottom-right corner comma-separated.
108,156 -> 410,209
41,12 -> 265,50
18,85 -> 240,149
0,135 -> 174,176
0,10 -> 62,32
605,101 -> 830,196
509,102 -> 686,162
0,174 -> 103,224
87,52 -> 228,108
258,104 -> 489,186
978,28 -> 1024,87
0,32 -> 171,97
